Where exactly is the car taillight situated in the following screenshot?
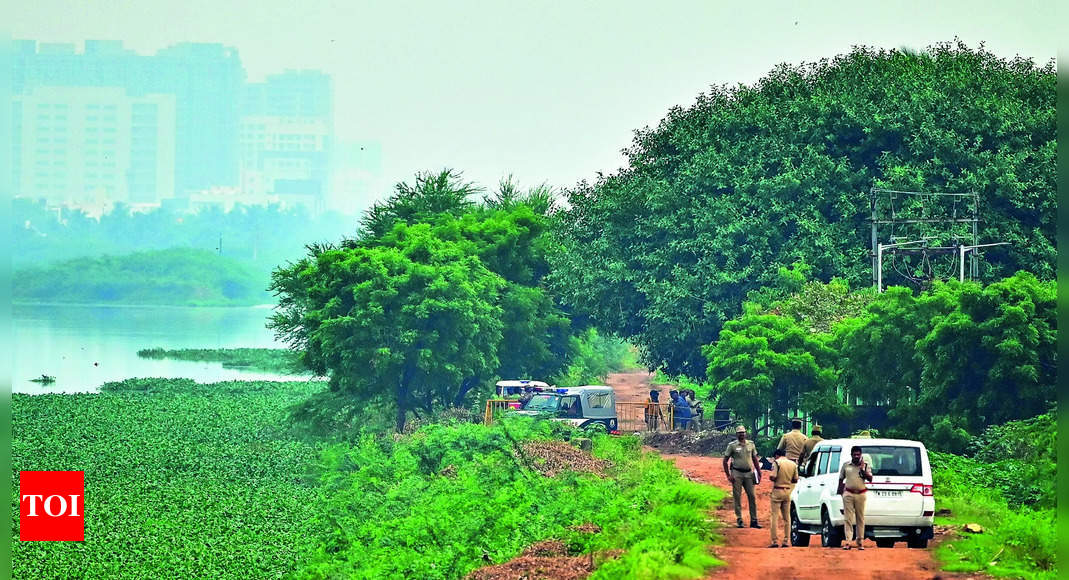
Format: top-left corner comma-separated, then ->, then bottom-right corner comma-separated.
910,484 -> 933,496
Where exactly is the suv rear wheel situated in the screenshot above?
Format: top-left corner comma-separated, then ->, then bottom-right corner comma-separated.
790,505 -> 810,546
820,509 -> 843,548
907,536 -> 928,549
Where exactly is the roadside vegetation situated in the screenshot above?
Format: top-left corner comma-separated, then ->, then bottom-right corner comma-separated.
301,418 -> 725,579
929,412 -> 1056,578
137,347 -> 309,375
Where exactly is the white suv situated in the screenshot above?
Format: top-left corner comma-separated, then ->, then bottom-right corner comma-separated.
789,438 -> 935,548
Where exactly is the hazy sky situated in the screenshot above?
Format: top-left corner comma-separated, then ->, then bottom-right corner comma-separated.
8,0 -> 1061,199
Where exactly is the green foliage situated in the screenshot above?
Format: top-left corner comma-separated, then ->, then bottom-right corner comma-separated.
552,328 -> 639,385
930,449 -> 1056,578
299,418 -> 725,579
13,248 -> 269,306
12,379 -> 326,578
702,306 -> 844,430
912,273 -> 1055,433
272,170 -> 593,432
551,41 -> 1054,378
358,169 -> 481,239
271,222 -> 505,432
964,411 -> 1056,509
137,347 -> 308,374
838,272 -> 1056,443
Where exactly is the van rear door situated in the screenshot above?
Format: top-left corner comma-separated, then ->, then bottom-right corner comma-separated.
858,445 -> 929,516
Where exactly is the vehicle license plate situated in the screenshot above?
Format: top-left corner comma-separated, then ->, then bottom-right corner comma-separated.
872,490 -> 901,497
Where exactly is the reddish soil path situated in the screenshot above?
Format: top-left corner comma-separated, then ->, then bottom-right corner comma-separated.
666,454 -> 965,580
604,371 -> 981,580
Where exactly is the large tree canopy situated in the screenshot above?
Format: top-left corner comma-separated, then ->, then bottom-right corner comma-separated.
551,41 -> 1054,377
271,170 -> 585,431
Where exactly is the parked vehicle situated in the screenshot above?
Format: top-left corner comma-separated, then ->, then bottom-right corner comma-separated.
495,380 -> 549,409
513,386 -> 618,431
789,437 -> 935,549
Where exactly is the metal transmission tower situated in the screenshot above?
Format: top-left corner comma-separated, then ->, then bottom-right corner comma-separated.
868,188 -> 1006,292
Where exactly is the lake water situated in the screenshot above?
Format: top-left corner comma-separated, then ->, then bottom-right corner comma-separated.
12,303 -> 312,394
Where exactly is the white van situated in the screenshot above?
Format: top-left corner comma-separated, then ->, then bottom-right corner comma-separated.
789,438 -> 935,548
513,386 -> 618,431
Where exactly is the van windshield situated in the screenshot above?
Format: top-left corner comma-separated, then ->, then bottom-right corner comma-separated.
524,394 -> 560,412
857,446 -> 922,477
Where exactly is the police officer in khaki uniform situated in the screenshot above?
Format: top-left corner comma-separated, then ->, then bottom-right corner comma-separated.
723,425 -> 761,528
797,423 -> 823,468
766,448 -> 799,547
838,445 -> 873,550
775,418 -> 808,462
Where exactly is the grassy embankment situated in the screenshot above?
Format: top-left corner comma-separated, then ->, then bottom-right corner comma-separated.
13,378 -> 728,579
137,347 -> 308,375
928,412 -> 1056,579
14,248 -> 271,306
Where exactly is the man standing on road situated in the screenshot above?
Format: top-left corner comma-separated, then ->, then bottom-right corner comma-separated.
670,390 -> 693,430
723,425 -> 762,529
644,390 -> 665,432
838,445 -> 873,550
775,418 -> 808,462
767,448 -> 798,548
797,423 -> 824,467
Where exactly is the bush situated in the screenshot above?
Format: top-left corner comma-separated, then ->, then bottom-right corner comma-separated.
930,450 -> 1057,578
298,417 -> 725,579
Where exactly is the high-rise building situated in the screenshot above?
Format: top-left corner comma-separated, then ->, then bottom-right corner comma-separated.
12,39 -> 244,201
14,85 -> 176,208
240,70 -> 332,213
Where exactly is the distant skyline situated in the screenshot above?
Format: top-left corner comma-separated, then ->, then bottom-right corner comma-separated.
9,0 -> 1060,201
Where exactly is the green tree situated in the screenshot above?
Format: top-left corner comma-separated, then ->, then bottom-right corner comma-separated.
359,169 -> 481,239
269,223 -> 504,432
906,272 -> 1056,437
836,273 -> 1055,449
835,284 -> 955,406
270,171 -> 589,431
552,41 -> 1054,378
702,304 -> 843,433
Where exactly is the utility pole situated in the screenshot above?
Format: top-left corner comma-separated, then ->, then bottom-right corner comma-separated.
958,242 -> 1010,282
877,238 -> 929,292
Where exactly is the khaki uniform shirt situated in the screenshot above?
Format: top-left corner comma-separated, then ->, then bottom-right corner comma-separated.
839,461 -> 872,493
798,435 -> 823,465
771,458 -> 799,489
724,440 -> 757,471
776,429 -> 808,461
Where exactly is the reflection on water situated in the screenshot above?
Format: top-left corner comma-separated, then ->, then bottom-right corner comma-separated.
13,303 -> 309,394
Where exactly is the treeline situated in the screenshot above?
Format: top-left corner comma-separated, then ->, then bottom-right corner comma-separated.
14,248 -> 270,306
703,266 -> 1054,452
13,198 -> 355,277
137,348 -> 308,374
550,41 -> 1055,378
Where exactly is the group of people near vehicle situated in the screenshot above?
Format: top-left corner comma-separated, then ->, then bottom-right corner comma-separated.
643,389 -> 704,431
722,419 -> 873,549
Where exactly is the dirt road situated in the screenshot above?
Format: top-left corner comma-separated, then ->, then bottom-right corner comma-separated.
605,370 -> 977,580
